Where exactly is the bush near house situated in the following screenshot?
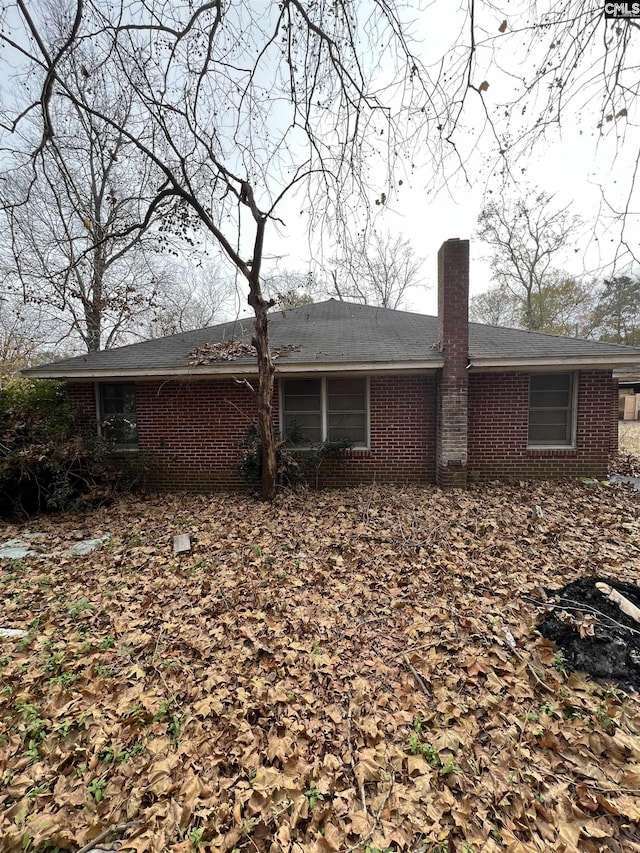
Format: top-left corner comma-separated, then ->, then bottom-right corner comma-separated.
0,377 -> 145,517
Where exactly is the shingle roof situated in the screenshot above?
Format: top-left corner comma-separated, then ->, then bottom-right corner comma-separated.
25,299 -> 640,379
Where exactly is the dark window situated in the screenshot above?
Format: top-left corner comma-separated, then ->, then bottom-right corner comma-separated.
282,378 -> 322,445
528,373 -> 574,446
282,377 -> 368,447
100,383 -> 138,448
327,378 -> 367,444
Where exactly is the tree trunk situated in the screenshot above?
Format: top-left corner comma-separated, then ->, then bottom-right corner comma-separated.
250,293 -> 276,501
86,235 -> 106,351
246,212 -> 276,502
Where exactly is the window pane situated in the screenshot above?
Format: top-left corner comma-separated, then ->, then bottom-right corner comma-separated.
529,410 -> 571,425
283,414 -> 322,445
284,379 -> 321,398
530,389 -> 570,408
283,379 -> 322,444
327,378 -> 366,445
528,373 -> 573,446
327,413 -> 366,444
100,383 -> 137,447
529,424 -> 571,444
530,374 -> 571,393
283,394 -> 321,412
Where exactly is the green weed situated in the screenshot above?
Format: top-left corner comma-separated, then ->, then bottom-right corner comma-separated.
87,777 -> 107,803
26,782 -> 50,797
405,733 -> 439,767
304,780 -> 324,808
48,672 -> 79,689
66,598 -> 94,618
188,827 -> 204,850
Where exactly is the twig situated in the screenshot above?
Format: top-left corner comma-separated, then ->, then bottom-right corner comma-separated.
75,823 -> 132,853
523,593 -> 640,636
151,626 -> 166,665
347,708 -> 367,819
402,654 -> 432,698
525,660 -> 555,695
345,773 -> 395,853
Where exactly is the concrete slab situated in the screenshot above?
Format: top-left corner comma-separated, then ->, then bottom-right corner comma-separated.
0,627 -> 28,639
173,533 -> 191,555
66,534 -> 111,556
610,475 -> 640,490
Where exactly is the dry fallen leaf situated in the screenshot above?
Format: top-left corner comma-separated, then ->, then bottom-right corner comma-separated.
1,481 -> 639,851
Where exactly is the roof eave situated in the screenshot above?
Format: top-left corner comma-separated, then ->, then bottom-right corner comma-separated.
25,358 -> 444,381
469,354 -> 640,371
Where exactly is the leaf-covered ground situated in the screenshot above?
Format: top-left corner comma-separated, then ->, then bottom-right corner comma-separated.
1,481 -> 640,853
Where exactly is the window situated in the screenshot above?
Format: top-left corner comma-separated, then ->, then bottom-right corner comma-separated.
282,377 -> 368,447
99,383 -> 138,448
528,373 -> 575,447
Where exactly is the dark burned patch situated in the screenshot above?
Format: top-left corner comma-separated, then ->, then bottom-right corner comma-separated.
538,577 -> 640,691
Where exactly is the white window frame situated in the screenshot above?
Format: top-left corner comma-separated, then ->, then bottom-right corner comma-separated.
280,376 -> 370,450
527,372 -> 578,450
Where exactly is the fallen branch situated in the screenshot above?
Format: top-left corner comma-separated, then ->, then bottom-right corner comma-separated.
402,653 -> 432,697
345,773 -> 395,853
595,582 -> 640,625
347,707 -> 367,820
75,823 -> 132,853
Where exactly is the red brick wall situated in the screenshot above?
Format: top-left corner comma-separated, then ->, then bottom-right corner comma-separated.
67,375 -> 437,490
67,370 -> 616,490
468,370 -> 617,481
318,374 -> 436,487
66,383 -> 98,438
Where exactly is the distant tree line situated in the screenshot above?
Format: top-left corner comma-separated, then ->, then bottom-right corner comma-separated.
470,192 -> 640,346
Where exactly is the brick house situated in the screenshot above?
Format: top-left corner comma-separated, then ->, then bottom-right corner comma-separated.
25,239 -> 640,489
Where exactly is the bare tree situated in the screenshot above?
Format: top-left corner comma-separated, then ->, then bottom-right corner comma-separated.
0,297 -> 44,375
446,3 -> 639,261
477,192 -> 582,331
470,284 -> 521,328
263,271 -> 322,310
0,40 -> 171,353
142,261 -> 236,339
330,230 -> 426,310
0,1 -> 442,500
527,277 -> 596,337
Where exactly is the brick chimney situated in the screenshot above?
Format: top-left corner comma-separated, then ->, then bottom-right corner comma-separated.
437,238 -> 469,487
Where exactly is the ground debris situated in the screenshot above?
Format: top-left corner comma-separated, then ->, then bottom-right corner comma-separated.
610,451 -> 640,478
188,340 -> 299,364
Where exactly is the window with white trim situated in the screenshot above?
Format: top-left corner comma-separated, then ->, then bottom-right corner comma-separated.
528,373 -> 575,447
282,377 -> 368,447
99,383 -> 138,448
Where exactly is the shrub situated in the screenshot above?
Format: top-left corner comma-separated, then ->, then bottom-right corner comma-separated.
236,424 -> 306,488
0,377 -> 147,517
236,424 -> 352,489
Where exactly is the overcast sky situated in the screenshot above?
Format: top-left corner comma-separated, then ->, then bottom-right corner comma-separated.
255,1 -> 640,318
